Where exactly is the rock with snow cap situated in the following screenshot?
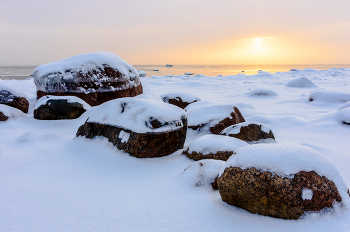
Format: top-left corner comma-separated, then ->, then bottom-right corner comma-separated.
34,95 -> 91,120
217,144 -> 346,220
76,94 -> 187,158
0,104 -> 25,121
0,81 -> 29,113
187,104 -> 245,134
182,134 -> 248,161
220,122 -> 275,142
33,52 -> 143,106
161,92 -> 201,109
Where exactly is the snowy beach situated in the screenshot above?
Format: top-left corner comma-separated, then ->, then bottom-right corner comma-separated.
1,68 -> 350,231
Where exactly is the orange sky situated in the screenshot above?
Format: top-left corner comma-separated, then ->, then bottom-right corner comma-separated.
1,0 -> 350,66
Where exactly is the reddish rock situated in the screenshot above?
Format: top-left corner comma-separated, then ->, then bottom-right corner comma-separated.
218,167 -> 342,220
182,149 -> 233,161
0,90 -> 29,113
220,122 -> 275,142
0,111 -> 8,121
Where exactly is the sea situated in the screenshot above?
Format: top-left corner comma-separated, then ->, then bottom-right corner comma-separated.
0,64 -> 349,80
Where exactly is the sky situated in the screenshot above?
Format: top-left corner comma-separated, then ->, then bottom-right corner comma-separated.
1,0 -> 350,66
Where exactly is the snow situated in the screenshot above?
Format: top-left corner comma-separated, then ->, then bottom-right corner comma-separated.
338,101 -> 350,111
185,134 -> 248,155
87,94 -> 187,133
119,130 -> 130,143
160,92 -> 201,103
219,144 -> 349,202
286,77 -> 317,88
0,79 -> 28,98
0,104 -> 26,119
246,88 -> 278,97
187,104 -> 238,128
309,90 -> 350,103
35,95 -> 91,110
33,52 -> 141,93
302,188 -> 313,201
335,108 -> 350,124
221,122 -> 272,135
1,67 -> 350,231
184,100 -> 218,112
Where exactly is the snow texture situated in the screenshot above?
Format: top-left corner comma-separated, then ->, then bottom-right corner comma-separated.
184,100 -> 218,112
338,101 -> 350,111
119,130 -> 130,143
160,92 -> 201,103
220,144 -> 348,201
35,95 -> 91,110
187,104 -> 237,128
87,94 -> 187,133
0,79 -> 27,98
0,104 -> 25,119
246,88 -> 278,97
335,108 -> 350,124
309,90 -> 350,103
302,188 -> 314,200
221,121 -> 272,135
33,52 -> 141,93
286,77 -> 317,88
185,134 -> 248,155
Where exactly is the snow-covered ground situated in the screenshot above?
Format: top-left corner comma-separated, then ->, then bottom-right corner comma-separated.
1,68 -> 350,231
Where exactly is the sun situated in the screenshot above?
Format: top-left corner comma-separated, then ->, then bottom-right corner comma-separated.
255,38 -> 262,44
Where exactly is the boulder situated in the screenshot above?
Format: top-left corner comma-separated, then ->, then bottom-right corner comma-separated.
34,96 -> 90,120
286,77 -> 316,88
33,52 -> 143,106
217,144 -> 347,220
76,95 -> 187,158
0,104 -> 25,122
220,122 -> 275,142
161,92 -> 201,109
0,81 -> 29,113
187,104 -> 245,134
309,90 -> 350,103
182,134 -> 248,161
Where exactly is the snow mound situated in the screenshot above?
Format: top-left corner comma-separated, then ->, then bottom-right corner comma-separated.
33,52 -> 141,93
184,134 -> 248,155
134,92 -> 163,102
87,94 -> 187,133
286,77 -> 317,88
160,92 -> 201,104
0,80 -> 27,98
309,90 -> 350,103
187,104 -> 238,128
18,130 -> 61,143
184,100 -> 218,112
246,88 -> 278,97
220,121 -> 272,135
338,101 -> 350,111
335,108 -> 350,125
34,95 -> 91,110
178,159 -> 224,188
0,104 -> 25,120
220,144 -> 348,199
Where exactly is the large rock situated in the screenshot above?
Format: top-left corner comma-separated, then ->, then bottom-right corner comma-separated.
76,95 -> 187,158
0,81 -> 29,113
217,144 -> 347,220
34,96 -> 90,120
182,134 -> 248,161
33,52 -> 143,106
220,122 -> 275,142
187,104 -> 245,134
161,92 -> 201,109
309,90 -> 350,103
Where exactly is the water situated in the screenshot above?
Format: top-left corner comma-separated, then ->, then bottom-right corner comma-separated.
0,64 -> 349,80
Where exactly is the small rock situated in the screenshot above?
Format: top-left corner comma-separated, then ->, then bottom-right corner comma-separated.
220,122 -> 275,142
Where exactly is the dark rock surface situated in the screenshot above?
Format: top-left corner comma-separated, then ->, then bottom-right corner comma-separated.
221,123 -> 275,142
218,167 -> 342,220
76,117 -> 187,158
34,99 -> 88,120
182,149 -> 233,161
161,94 -> 200,109
0,90 -> 29,113
0,111 -> 9,121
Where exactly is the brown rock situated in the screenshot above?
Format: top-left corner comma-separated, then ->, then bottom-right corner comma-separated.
0,90 -> 29,113
218,167 -> 342,220
182,148 -> 233,161
161,93 -> 201,109
76,118 -> 187,158
0,111 -> 9,121
221,123 -> 275,142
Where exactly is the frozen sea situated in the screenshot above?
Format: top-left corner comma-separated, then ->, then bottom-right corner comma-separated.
0,65 -> 350,231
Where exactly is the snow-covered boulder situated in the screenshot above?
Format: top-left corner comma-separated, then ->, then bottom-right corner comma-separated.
76,95 -> 187,158
187,104 -> 245,134
0,81 -> 29,113
286,77 -> 317,88
335,108 -> 350,125
246,88 -> 278,97
218,144 -> 347,220
184,100 -> 217,112
309,90 -> 350,103
33,52 -> 143,106
182,134 -> 248,161
34,95 -> 90,120
161,92 -> 201,109
220,122 -> 275,142
0,104 -> 25,121
178,159 -> 225,190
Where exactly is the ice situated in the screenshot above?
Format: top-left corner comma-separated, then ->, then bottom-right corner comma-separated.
160,92 -> 201,103
286,77 -> 317,88
35,95 -> 91,110
87,94 -> 187,133
185,134 -> 248,155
